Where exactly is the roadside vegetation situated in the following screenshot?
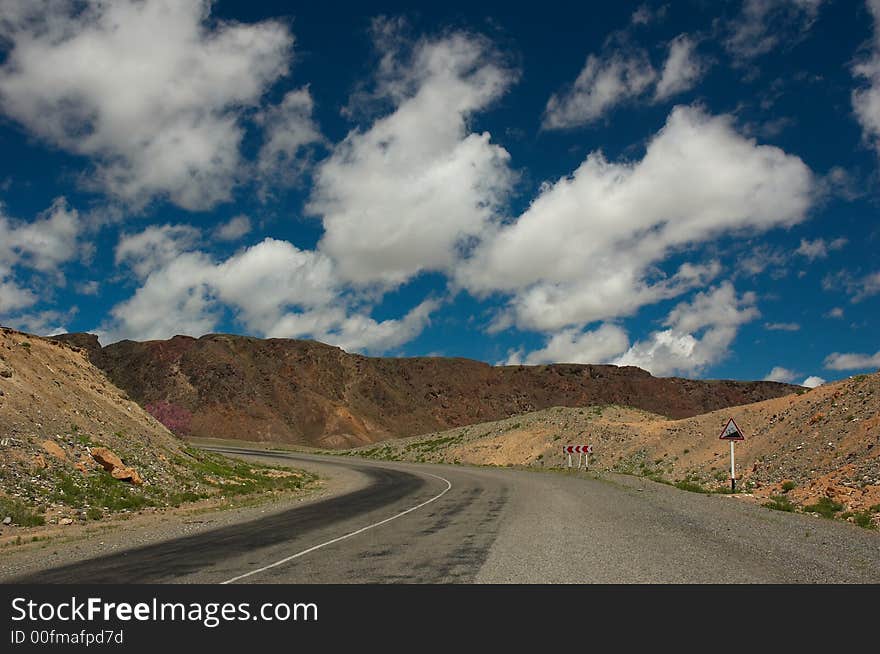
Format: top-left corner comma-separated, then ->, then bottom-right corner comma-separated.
0,496 -> 45,527
764,495 -> 796,512
1,445 -> 317,529
352,433 -> 466,463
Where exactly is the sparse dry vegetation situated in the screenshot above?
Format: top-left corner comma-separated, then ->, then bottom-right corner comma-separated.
347,374 -> 880,529
0,328 -> 316,536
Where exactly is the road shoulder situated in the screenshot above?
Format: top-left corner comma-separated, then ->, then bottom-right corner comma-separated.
0,450 -> 366,582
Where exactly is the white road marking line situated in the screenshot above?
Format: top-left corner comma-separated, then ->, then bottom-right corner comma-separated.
220,471 -> 453,584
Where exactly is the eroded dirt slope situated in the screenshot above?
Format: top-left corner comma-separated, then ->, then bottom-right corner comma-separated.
0,328 -> 313,532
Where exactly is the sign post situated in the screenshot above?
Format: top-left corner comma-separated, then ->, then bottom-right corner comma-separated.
718,418 -> 745,492
563,445 -> 593,469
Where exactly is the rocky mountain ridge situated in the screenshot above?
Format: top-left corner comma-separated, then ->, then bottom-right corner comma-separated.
55,332 -> 798,448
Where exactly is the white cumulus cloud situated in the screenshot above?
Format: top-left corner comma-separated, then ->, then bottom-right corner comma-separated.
853,0 -> 880,154
613,283 -> 760,377
823,350 -> 880,371
0,198 -> 81,274
0,198 -> 82,323
505,323 -> 630,365
724,0 -> 825,61
256,88 -> 324,197
542,50 -> 656,129
307,29 -> 516,287
116,224 -> 202,280
823,269 -> 880,302
102,230 -> 440,354
0,0 -> 294,210
795,237 -> 846,260
212,239 -> 339,335
460,105 -> 814,332
0,271 -> 35,314
267,299 -> 440,353
214,215 -> 253,242
654,35 -> 708,101
764,366 -> 798,382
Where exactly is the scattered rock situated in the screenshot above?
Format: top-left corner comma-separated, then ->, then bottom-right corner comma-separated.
89,446 -> 125,471
111,466 -> 143,485
41,439 -> 67,461
90,446 -> 143,485
59,518 -> 74,525
75,457 -> 98,475
0,362 -> 12,378
2,516 -> 11,525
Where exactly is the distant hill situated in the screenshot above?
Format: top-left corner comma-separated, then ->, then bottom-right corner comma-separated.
54,332 -> 798,449
358,371 -> 880,516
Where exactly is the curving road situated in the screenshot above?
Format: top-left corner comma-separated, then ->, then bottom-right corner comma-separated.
10,448 -> 880,583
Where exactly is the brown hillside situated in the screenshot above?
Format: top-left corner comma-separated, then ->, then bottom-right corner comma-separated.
55,332 -> 797,449
360,372 -> 880,516
0,328 -> 312,529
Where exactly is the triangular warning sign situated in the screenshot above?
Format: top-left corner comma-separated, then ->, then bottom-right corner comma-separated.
718,417 -> 745,441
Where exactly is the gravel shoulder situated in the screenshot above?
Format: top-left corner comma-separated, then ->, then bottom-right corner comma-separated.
476,466 -> 880,583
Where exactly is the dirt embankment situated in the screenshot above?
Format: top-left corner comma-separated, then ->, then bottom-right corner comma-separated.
0,328 -> 315,540
54,332 -> 797,449
349,372 -> 880,519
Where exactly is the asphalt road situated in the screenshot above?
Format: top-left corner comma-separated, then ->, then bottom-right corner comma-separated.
10,448 -> 880,583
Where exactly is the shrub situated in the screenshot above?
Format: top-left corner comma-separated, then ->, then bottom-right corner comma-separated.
802,496 -> 843,519
48,469 -> 154,512
840,511 -> 875,529
781,481 -> 796,493
764,495 -> 795,512
0,496 -> 45,526
853,512 -> 874,529
674,479 -> 709,494
145,401 -> 193,434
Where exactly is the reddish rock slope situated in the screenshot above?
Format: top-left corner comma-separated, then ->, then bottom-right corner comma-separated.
55,333 -> 798,449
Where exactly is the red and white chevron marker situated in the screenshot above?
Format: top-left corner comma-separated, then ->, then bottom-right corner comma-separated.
563,444 -> 593,468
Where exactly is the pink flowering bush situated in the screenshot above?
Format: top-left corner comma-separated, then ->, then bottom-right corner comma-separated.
145,401 -> 193,435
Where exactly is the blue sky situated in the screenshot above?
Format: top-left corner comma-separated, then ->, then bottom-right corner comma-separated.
0,0 -> 878,385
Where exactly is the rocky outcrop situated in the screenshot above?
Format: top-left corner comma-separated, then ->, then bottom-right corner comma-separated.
55,332 -> 799,449
89,447 -> 144,485
51,332 -> 102,364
